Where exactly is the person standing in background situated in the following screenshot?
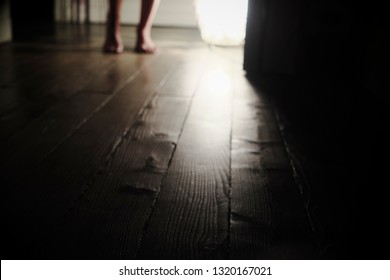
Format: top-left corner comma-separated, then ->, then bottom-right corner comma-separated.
103,0 -> 160,54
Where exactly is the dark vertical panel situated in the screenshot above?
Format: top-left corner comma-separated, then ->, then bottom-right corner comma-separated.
10,0 -> 55,40
244,0 -> 306,76
244,0 -> 266,74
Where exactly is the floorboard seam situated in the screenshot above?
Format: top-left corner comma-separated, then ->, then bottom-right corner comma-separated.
49,56 -> 170,242
227,67 -> 234,260
273,109 -> 321,254
40,56 -> 157,164
134,54 -> 208,259
1,56 -> 159,199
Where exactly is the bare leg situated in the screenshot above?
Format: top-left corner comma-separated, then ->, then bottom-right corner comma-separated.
103,0 -> 124,53
135,0 -> 160,53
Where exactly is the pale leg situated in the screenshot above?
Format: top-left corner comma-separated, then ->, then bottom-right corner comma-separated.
135,0 -> 160,53
103,0 -> 124,53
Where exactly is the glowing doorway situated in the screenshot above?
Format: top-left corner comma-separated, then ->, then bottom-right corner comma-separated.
194,0 -> 248,46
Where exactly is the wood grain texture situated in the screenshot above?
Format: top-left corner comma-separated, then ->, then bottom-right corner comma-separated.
230,70 -> 315,259
48,141 -> 173,259
0,25 -> 319,259
0,52 -> 152,196
0,93 -> 107,194
43,51 -> 206,259
81,52 -> 153,94
1,54 -> 174,258
36,52 -> 117,98
137,55 -> 233,259
157,54 -> 205,98
0,51 -> 116,140
0,46 -> 45,90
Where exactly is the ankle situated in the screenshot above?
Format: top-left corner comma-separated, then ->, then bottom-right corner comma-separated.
137,26 -> 152,37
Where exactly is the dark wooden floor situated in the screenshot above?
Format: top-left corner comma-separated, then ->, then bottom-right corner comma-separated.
1,24 -> 315,259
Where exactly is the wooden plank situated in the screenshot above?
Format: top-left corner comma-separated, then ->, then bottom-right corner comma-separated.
126,95 -> 193,143
137,54 -> 233,259
156,51 -> 205,98
0,51 -> 117,140
0,52 -> 153,195
47,141 -> 174,259
0,45 -> 47,86
1,51 -> 205,259
0,40 -> 149,141
81,52 -> 148,94
2,51 -> 82,100
0,95 -> 57,141
35,51 -> 117,98
0,93 -> 107,194
1,53 -> 169,257
0,50 -> 62,140
39,55 -> 206,259
229,70 -> 315,259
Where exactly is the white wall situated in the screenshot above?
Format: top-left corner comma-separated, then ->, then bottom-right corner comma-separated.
0,0 -> 12,43
56,0 -> 198,28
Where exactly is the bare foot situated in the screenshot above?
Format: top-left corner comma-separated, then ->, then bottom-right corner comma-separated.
103,34 -> 124,54
135,29 -> 157,54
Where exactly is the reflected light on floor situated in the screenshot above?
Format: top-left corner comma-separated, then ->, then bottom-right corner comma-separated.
206,69 -> 232,93
194,0 -> 248,46
191,66 -> 232,147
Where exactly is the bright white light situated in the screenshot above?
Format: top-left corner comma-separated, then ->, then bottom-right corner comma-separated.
194,0 -> 248,46
206,69 -> 232,93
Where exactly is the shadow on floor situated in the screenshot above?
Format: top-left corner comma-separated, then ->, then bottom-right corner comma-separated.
248,71 -> 390,259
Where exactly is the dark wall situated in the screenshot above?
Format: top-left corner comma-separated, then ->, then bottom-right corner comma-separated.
250,0 -> 306,76
244,0 -> 389,100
